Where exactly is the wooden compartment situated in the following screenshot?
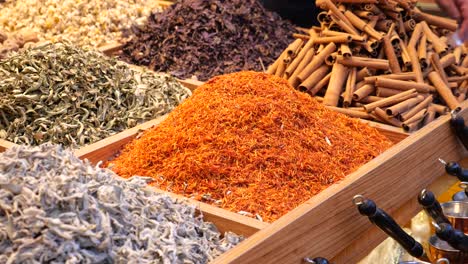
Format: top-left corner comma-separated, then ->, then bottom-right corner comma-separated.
73,99 -> 467,263
2,79 -> 465,263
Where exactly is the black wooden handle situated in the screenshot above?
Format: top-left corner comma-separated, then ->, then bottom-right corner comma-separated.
418,189 -> 451,225
445,161 -> 468,182
435,223 -> 468,252
304,257 -> 330,264
355,196 -> 425,258
450,115 -> 468,150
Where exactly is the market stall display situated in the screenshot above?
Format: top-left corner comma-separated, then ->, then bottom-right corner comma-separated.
0,42 -> 191,147
108,71 -> 392,222
0,0 -> 465,263
0,0 -> 165,47
268,0 -> 467,132
0,144 -> 241,263
120,0 -> 296,81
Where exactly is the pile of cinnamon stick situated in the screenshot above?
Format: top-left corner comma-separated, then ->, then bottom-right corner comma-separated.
268,0 -> 467,132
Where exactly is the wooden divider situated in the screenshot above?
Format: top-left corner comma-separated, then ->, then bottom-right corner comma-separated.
212,100 -> 468,264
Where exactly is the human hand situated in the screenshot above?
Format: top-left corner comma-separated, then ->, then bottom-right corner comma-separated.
436,0 -> 468,41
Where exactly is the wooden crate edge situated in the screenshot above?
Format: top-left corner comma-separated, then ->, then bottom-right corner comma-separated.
212,101 -> 468,264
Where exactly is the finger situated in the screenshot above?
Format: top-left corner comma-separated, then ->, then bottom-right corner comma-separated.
459,20 -> 468,42
436,0 -> 462,20
458,0 -> 468,41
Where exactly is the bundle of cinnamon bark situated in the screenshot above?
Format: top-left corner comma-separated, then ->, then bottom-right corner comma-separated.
267,0 -> 467,132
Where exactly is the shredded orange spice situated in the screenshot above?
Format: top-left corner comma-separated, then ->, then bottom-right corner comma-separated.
110,71 -> 392,222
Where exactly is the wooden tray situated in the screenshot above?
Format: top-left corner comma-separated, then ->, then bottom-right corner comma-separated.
211,101 -> 468,264
2,80 -> 463,263
73,98 -> 467,263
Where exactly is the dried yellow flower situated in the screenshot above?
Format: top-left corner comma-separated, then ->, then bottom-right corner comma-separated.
0,0 -> 165,47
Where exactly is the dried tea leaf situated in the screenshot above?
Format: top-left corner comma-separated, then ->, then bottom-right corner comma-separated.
120,0 -> 296,81
0,42 -> 191,147
0,144 -> 242,263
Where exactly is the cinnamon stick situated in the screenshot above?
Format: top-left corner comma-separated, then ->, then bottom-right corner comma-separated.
323,63 -> 349,106
428,71 -> 459,110
309,72 -> 332,96
363,89 -> 417,112
336,56 -> 390,70
375,78 -> 435,93
353,84 -> 375,101
400,95 -> 433,121
298,42 -> 336,82
326,106 -> 372,119
385,95 -> 424,116
298,65 -> 331,92
374,107 -> 403,127
343,67 -> 357,107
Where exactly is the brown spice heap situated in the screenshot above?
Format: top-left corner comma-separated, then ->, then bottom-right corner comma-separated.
120,0 -> 296,81
109,71 -> 392,222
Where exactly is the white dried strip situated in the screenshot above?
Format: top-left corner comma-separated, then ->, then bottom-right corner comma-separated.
0,144 -> 242,263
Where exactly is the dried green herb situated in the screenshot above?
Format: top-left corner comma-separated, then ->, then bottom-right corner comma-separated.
0,42 -> 191,147
0,144 -> 242,263
120,0 -> 296,81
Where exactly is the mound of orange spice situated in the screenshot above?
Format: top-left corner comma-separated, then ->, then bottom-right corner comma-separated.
109,71 -> 392,222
